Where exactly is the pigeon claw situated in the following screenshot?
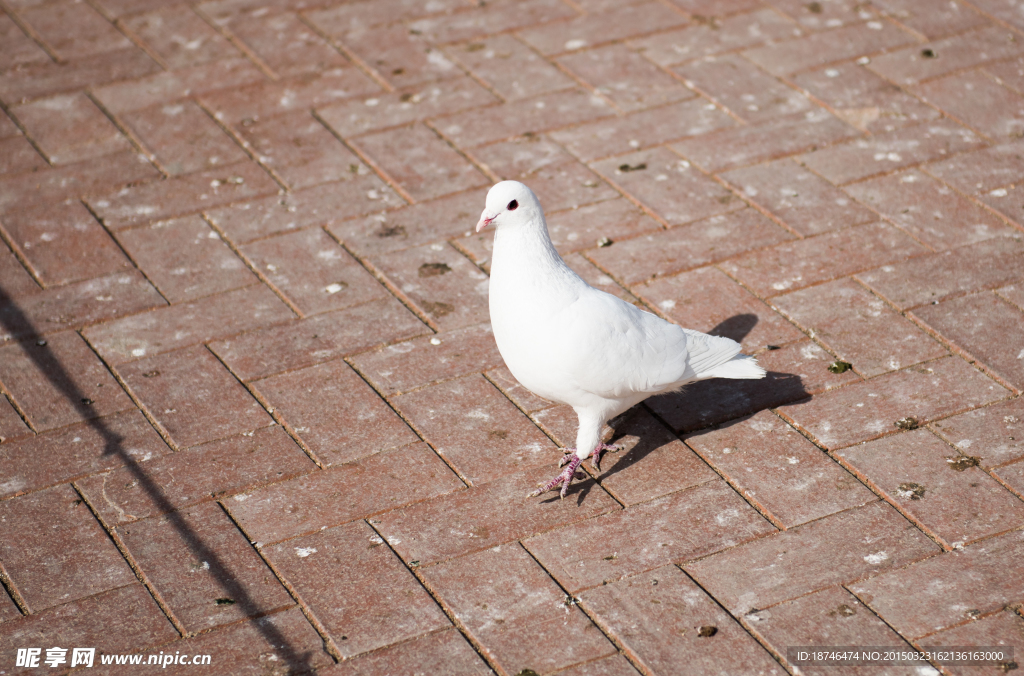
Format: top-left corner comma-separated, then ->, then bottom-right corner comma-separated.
529,454 -> 583,499
591,443 -> 620,471
559,443 -> 619,470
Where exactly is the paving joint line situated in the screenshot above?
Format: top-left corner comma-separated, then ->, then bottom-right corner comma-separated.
72,483 -> 190,637
903,303 -> 1023,396
350,256 -> 442,331
448,236 -> 495,277
710,260 -> 834,336
545,59 -> 629,117
215,501 -> 344,643
517,541 -> 655,676
874,11 -> 936,44
538,133 -> 670,222
995,287 -> 1024,312
424,120 -> 503,185
741,18 -> 923,82
223,461 -> 463,552
710,237 -> 926,309
674,567 -> 797,675
196,99 -> 292,194
905,93 -> 999,146
577,170 -> 673,230
0,560 -> 30,615
778,70 -> 883,137
423,11 -> 580,50
296,12 -> 396,93
0,384 -> 34,437
708,167 -> 809,240
110,13 -> 169,71
863,32 -> 1024,89
718,186 -> 814,245
87,90 -> 167,176
774,350 -> 1015,444
201,214 -> 307,318
839,582 -> 949,672
192,5 -> 280,81
86,342 -> 186,454
0,0 -> 61,63
916,164 -> 1024,237
323,121 -> 418,205
324,232 -> 443,334
528,9 -> 690,62
440,43 -> 513,105
363,519 -> 504,675
826,437 -> 956,552
203,347 -> 328,471
343,356 -> 474,489
927,426 -> 1024,507
662,70 -> 751,127
571,592 -> 657,676
818,191 -> 948,256
960,0 -> 1024,37
767,297 -> 900,382
216,501 -> 344,662
480,370 -> 560,429
227,139 -> 293,195
0,220 -> 47,306
0,98 -> 58,169
78,200 -> 176,307
682,436 -> 789,531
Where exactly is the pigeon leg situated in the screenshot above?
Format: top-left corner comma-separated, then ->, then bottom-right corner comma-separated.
591,443 -> 621,471
529,454 -> 583,499
558,448 -> 576,467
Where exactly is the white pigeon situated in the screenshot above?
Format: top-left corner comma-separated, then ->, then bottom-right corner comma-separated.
476,181 -> 766,498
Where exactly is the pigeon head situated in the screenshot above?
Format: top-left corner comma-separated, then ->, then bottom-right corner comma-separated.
476,180 -> 542,233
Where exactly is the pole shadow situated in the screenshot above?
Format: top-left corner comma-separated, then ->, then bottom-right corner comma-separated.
0,282 -> 317,672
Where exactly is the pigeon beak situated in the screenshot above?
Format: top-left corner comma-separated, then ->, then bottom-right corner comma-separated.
476,210 -> 497,233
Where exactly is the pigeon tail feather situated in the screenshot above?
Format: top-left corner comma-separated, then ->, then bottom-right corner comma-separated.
702,354 -> 766,380
681,329 -> 743,378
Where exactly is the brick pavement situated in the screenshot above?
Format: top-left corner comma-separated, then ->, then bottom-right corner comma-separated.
1,0 -> 1023,673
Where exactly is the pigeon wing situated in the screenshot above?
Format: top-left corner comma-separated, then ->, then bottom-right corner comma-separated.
545,290 -> 697,399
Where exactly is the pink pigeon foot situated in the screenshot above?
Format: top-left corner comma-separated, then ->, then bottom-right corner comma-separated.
591,443 -> 621,471
530,454 -> 583,499
559,443 -> 620,470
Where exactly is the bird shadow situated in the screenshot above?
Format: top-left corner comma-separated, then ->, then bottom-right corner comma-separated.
0,281 -> 318,672
590,408 -> 669,486
598,313 -> 811,476
707,312 -> 759,344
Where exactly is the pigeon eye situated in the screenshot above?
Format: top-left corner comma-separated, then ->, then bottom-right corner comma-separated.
507,200 -> 518,211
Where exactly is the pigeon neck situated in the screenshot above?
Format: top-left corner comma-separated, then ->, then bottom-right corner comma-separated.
493,216 -> 564,272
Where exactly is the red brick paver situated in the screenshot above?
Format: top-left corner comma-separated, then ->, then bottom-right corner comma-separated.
743,586 -> 928,675
2,1 -> 1024,673
581,565 -> 784,676
420,544 -> 617,674
849,529 -> 1024,639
